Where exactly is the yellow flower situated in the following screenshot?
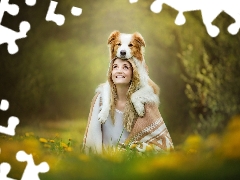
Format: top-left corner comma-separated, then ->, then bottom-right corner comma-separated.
25,132 -> 34,137
64,147 -> 72,152
130,143 -> 137,149
44,144 -> 51,148
183,134 -> 203,153
79,154 -> 90,162
39,138 -> 48,143
145,144 -> 154,152
60,142 -> 68,148
219,116 -> 240,159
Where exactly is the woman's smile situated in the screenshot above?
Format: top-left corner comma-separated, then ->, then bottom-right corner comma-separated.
112,58 -> 132,85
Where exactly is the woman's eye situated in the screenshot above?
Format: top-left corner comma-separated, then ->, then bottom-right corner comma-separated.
123,66 -> 129,70
113,65 -> 118,69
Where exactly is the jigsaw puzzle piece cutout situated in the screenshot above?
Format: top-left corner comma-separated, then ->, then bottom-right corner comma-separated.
201,7 -> 221,37
16,151 -> 49,180
0,99 -> 19,136
223,2 -> 240,35
0,21 -> 30,54
0,116 -> 19,136
25,0 -> 37,6
149,0 -> 223,37
0,0 -> 19,23
0,99 -> 9,111
0,163 -> 16,180
129,0 -> 138,3
71,6 -> 82,16
46,0 -> 65,26
0,0 -> 32,54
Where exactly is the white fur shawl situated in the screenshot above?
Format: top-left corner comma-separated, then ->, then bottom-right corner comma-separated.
82,91 -> 174,154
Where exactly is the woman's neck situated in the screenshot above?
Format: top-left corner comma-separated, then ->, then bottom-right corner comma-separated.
115,84 -> 129,111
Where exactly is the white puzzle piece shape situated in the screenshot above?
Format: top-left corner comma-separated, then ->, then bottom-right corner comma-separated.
0,0 -> 32,54
0,116 -> 19,136
0,99 -> 9,111
0,163 -> 16,180
131,0 -> 240,37
16,151 -> 50,180
46,1 -> 65,26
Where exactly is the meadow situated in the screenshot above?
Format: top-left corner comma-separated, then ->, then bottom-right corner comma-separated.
1,116 -> 240,180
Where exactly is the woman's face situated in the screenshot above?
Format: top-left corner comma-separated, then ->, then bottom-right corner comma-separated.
111,58 -> 132,86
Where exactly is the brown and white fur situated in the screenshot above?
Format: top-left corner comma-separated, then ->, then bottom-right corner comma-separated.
97,30 -> 160,124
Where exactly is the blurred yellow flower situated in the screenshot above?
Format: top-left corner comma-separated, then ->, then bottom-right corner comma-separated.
64,147 -> 72,152
60,142 -> 68,148
44,144 -> 51,148
145,144 -> 154,152
78,154 -> 90,162
101,149 -> 124,163
25,132 -> 34,137
219,116 -> 240,159
130,143 -> 137,149
205,134 -> 221,150
39,138 -> 48,143
183,134 -> 203,153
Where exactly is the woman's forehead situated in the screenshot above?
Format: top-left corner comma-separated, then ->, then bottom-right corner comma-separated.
113,58 -> 131,65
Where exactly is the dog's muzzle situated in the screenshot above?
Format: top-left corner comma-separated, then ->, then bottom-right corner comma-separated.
119,50 -> 130,60
120,50 -> 126,56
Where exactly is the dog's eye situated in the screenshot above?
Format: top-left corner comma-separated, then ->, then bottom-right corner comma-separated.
128,44 -> 133,47
116,43 -> 121,46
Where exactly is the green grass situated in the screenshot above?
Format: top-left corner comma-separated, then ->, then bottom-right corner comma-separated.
1,117 -> 240,180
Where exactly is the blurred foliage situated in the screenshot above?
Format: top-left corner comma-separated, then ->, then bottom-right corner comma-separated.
178,12 -> 240,136
0,0 -> 240,140
1,116 -> 240,179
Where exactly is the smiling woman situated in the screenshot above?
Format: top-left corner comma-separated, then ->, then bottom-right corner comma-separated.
112,59 -> 133,88
82,57 -> 174,154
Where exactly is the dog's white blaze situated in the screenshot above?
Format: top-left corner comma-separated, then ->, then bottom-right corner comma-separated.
117,34 -> 132,59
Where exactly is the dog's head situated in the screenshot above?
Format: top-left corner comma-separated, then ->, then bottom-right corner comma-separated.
107,30 -> 146,61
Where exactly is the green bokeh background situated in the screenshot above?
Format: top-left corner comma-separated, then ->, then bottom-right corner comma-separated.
1,0 -> 240,145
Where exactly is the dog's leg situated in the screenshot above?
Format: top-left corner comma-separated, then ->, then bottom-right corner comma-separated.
97,82 -> 111,124
132,57 -> 160,116
131,85 -> 160,117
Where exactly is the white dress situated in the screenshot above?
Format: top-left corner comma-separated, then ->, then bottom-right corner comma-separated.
102,109 -> 129,148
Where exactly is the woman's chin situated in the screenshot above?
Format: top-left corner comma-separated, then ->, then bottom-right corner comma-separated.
114,81 -> 130,86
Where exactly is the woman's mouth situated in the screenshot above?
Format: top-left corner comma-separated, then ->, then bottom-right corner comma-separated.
116,75 -> 125,78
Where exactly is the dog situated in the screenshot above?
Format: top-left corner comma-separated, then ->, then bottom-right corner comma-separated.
97,30 -> 160,124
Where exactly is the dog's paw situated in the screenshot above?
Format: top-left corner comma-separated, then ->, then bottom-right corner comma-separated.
133,100 -> 145,117
131,94 -> 145,117
98,110 -> 109,124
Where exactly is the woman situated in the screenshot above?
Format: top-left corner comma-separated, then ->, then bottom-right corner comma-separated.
82,58 -> 174,154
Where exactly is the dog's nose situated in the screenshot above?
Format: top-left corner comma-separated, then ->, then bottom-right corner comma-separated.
120,50 -> 126,56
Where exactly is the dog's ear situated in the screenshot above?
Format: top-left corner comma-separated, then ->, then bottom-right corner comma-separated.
107,30 -> 120,45
133,32 -> 146,47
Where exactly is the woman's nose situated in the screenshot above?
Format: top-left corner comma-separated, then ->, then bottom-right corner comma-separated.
117,69 -> 123,73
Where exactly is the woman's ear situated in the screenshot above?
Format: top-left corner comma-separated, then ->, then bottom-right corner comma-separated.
107,30 -> 120,45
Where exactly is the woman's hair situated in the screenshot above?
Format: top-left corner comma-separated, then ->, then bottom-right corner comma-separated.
107,58 -> 140,132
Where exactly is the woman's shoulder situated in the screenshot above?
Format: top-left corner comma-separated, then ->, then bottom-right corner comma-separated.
95,81 -> 109,94
143,102 -> 161,118
91,82 -> 108,106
